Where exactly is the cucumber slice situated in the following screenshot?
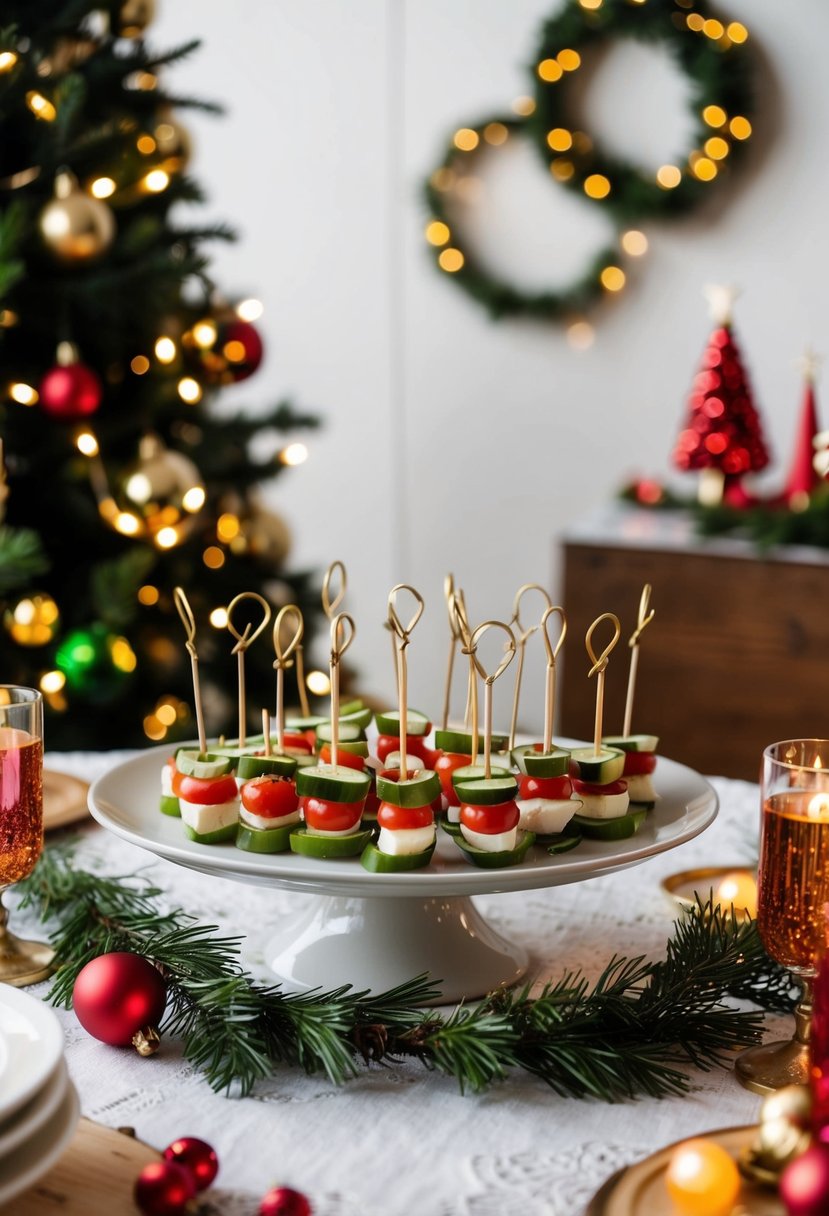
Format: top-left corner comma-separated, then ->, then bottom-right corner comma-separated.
384,751 -> 432,772
360,841 -> 435,872
451,764 -> 512,784
569,746 -> 625,784
440,819 -> 464,838
183,822 -> 237,845
453,775 -> 519,806
602,734 -> 659,754
159,794 -> 180,818
452,829 -> 536,869
316,738 -> 369,759
571,810 -> 647,840
175,751 -> 235,779
314,720 -> 366,745
374,708 -> 431,737
546,831 -> 583,855
434,728 -> 508,754
376,769 -> 441,808
285,715 -> 327,732
236,753 -> 297,780
293,753 -> 317,770
235,823 -> 294,854
295,765 -> 371,801
289,826 -> 372,859
511,745 -> 570,778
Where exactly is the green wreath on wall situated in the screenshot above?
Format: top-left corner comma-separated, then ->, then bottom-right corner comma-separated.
423,0 -> 755,322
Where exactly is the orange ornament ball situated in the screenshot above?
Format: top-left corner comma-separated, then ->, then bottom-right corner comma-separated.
665,1138 -> 741,1216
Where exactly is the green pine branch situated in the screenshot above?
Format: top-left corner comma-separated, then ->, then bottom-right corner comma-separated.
0,524 -> 50,593
19,849 -> 790,1102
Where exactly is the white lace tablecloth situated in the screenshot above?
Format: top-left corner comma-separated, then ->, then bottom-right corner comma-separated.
15,754 -> 778,1216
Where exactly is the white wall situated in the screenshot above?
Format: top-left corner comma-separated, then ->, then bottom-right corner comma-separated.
157,0 -> 829,731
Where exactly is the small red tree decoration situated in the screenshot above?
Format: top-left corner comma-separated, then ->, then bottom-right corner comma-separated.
782,352 -> 822,511
673,286 -> 771,505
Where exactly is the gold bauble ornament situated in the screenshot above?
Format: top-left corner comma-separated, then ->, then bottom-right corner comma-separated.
40,170 -> 115,263
114,0 -> 156,38
741,1083 -> 813,1184
3,592 -> 61,647
243,507 -> 292,566
114,434 -> 205,540
153,112 -> 191,175
38,37 -> 98,77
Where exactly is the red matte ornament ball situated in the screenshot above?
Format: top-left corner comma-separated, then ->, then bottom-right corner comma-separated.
163,1137 -> 219,1191
72,951 -> 167,1045
780,1143 -> 829,1216
259,1186 -> 313,1216
221,318 -> 263,381
134,1160 -> 196,1216
39,361 -> 102,418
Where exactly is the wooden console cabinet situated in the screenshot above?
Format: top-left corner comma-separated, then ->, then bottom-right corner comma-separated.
559,506 -> 829,780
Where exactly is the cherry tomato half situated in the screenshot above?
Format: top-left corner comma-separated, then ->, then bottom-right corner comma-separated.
622,751 -> 656,776
376,734 -> 437,768
572,778 -> 628,797
301,795 -> 364,834
280,731 -> 314,754
518,774 -> 572,801
459,800 -> 519,835
377,801 -> 434,831
435,752 -> 469,805
241,775 -> 298,819
172,772 -> 239,805
318,744 -> 366,771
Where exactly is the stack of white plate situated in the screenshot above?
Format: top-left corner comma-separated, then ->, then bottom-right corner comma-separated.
0,983 -> 80,1207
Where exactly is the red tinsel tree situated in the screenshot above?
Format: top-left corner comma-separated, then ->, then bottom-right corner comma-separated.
672,287 -> 771,505
781,355 -> 822,510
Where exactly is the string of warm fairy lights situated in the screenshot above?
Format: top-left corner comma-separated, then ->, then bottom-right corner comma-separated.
423,0 -> 756,328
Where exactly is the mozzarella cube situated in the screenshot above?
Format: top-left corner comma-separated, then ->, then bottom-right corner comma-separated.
625,774 -> 657,804
377,825 -> 436,856
239,807 -> 301,831
577,790 -> 630,820
179,798 -> 239,835
161,764 -> 174,797
460,824 -> 518,852
517,797 -> 580,835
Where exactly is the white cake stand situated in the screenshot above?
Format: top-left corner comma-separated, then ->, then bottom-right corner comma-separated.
88,747 -> 717,1002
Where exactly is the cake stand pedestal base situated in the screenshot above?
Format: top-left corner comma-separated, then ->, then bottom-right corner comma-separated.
264,894 -> 529,1004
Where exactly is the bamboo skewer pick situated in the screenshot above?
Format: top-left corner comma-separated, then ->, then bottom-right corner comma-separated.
585,613 -> 621,757
468,621 -> 516,779
293,641 -> 311,719
453,589 -> 478,732
441,574 -> 460,731
387,584 -> 425,774
322,560 -> 347,620
262,708 -> 272,756
327,612 -> 355,769
173,587 -> 207,755
383,617 -> 400,701
622,584 -> 655,737
226,592 -> 272,749
272,605 -> 304,753
508,583 -> 552,751
540,605 -> 567,754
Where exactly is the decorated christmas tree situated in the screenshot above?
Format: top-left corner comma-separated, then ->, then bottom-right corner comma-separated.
672,287 -> 771,506
0,2 -> 322,749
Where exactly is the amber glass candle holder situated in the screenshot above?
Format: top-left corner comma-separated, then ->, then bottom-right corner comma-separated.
736,739 -> 829,1095
0,686 -> 54,986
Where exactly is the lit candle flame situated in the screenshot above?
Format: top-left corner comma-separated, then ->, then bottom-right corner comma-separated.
808,793 -> 829,820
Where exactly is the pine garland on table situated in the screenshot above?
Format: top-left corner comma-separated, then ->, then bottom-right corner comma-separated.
19,849 -> 795,1102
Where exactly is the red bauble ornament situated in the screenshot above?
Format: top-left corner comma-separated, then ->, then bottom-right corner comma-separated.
185,313 -> 264,384
780,1142 -> 829,1215
163,1137 -> 219,1191
259,1186 -> 313,1216
135,1160 -> 196,1216
72,951 -> 167,1049
221,318 -> 263,381
39,361 -> 103,419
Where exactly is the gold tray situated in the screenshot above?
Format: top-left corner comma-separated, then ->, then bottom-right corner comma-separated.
43,770 -> 90,831
585,1126 -> 783,1215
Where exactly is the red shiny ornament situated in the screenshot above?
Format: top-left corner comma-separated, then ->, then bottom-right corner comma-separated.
135,1160 -> 196,1216
72,951 -> 167,1046
39,361 -> 102,418
780,1142 -> 829,1216
163,1137 -> 219,1191
259,1186 -> 313,1216
221,318 -> 263,381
